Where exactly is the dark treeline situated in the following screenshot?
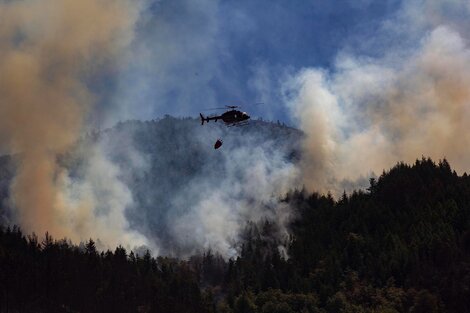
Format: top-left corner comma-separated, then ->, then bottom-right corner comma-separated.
0,228 -> 213,313
215,158 -> 470,313
1,157 -> 470,312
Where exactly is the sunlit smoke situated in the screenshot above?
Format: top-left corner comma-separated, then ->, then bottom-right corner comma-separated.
0,0 -> 147,248
285,24 -> 470,195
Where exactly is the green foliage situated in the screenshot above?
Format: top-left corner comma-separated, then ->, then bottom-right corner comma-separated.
222,158 -> 470,313
0,157 -> 469,312
0,227 -> 212,313
234,292 -> 257,313
255,289 -> 320,313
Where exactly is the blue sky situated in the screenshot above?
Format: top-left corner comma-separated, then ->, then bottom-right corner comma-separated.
101,0 -> 402,126
86,0 -> 470,186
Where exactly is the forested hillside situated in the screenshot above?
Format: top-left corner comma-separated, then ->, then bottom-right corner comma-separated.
1,157 -> 469,312
0,116 -> 302,256
102,117 -> 301,255
221,158 -> 470,313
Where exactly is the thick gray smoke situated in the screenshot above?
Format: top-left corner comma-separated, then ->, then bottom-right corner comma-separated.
98,118 -> 301,257
171,133 -> 299,257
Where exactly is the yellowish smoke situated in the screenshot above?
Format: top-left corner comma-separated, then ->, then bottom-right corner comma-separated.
0,0 -> 144,246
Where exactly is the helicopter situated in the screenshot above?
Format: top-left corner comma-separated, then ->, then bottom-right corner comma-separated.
199,105 -> 251,126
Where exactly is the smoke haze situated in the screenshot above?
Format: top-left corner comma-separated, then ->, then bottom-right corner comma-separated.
0,0 -> 147,249
2,0 -> 470,258
96,119 -> 301,257
0,0 -> 301,256
284,4 -> 470,195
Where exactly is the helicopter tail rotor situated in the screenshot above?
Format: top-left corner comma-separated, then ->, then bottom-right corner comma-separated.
200,113 -> 206,125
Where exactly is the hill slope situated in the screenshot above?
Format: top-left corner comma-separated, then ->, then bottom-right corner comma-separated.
228,158 -> 470,313
1,158 -> 469,312
1,116 -> 303,256
102,117 -> 302,255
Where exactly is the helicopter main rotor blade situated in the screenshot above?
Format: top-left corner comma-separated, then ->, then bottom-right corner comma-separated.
203,102 -> 263,111
202,107 -> 228,111
226,102 -> 264,108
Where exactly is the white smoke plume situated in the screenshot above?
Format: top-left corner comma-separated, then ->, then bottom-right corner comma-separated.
98,119 -> 302,258
171,137 -> 299,257
284,1 -> 470,195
